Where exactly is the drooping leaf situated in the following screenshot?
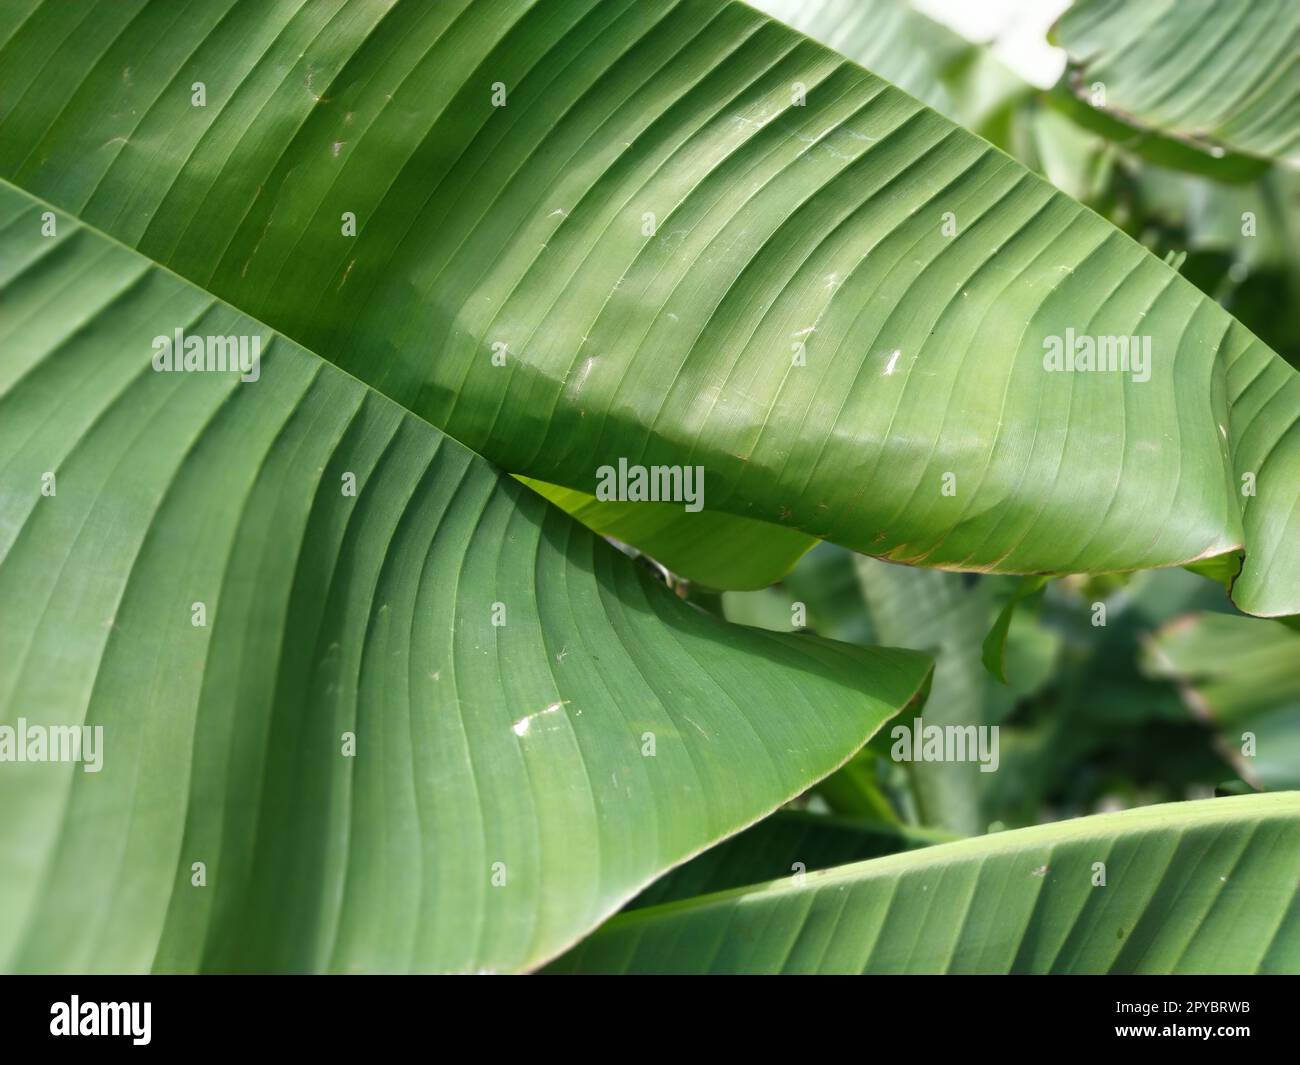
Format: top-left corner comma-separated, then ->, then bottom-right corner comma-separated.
0,0 -> 1296,616
0,183 -> 931,974
981,573 -> 1050,684
548,793 -> 1300,973
1054,0 -> 1300,167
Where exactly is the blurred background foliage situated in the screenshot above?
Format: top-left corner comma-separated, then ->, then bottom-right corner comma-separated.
701,549 -> 1284,830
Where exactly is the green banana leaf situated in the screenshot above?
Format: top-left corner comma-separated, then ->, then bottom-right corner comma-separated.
0,182 -> 931,973
0,0 -> 1295,615
547,792 -> 1300,973
516,0 -> 1034,585
1055,0 -> 1300,167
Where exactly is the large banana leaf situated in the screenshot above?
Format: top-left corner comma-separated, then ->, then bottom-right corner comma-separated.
1055,0 -> 1300,167
0,0 -> 1296,615
548,792 -> 1300,973
0,183 -> 931,973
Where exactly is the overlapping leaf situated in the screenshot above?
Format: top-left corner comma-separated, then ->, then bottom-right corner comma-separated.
0,0 -> 1295,614
0,184 -> 930,973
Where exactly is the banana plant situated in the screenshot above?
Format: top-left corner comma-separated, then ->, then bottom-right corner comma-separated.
0,0 -> 1296,975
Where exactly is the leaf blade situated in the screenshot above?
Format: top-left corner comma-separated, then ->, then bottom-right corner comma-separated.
0,0 -> 1296,614
548,793 -> 1300,973
0,182 -> 931,973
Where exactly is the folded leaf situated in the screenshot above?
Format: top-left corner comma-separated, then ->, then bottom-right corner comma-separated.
981,574 -> 1050,684
0,183 -> 930,973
